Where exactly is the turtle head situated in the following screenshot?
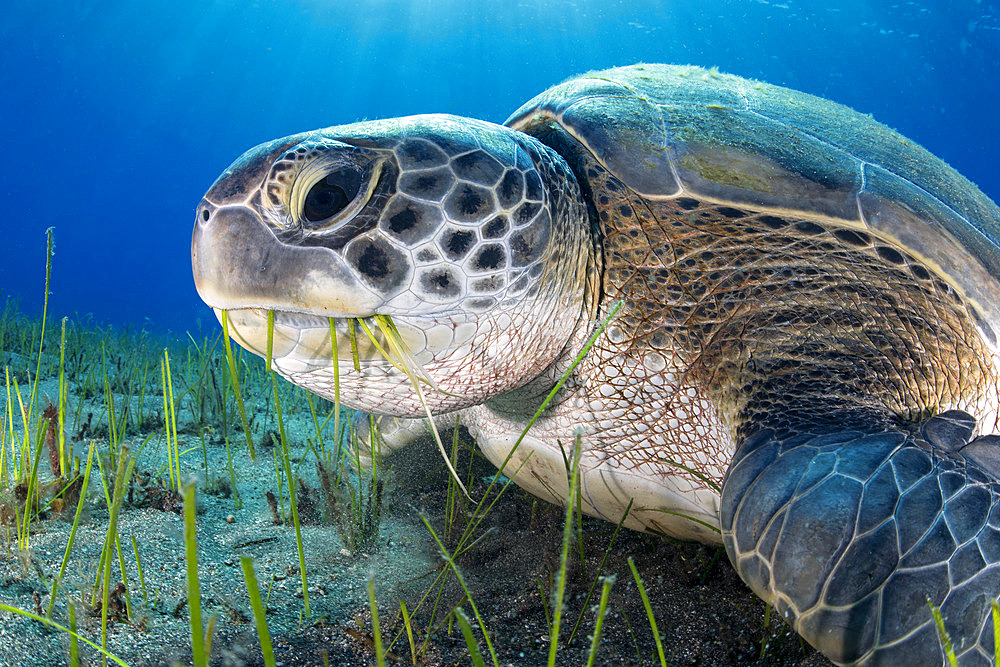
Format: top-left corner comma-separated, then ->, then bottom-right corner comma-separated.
192,114 -> 593,416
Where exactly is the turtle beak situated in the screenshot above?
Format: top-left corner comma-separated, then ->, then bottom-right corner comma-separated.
191,202 -> 381,315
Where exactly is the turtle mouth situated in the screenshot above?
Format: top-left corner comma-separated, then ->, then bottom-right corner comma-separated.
217,307 -> 424,372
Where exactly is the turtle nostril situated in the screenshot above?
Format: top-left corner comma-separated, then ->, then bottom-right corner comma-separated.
202,209 -> 210,222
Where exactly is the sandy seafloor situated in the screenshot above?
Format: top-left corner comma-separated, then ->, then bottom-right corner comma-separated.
0,361 -> 833,667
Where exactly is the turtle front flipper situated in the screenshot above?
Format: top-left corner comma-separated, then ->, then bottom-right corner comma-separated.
721,410 -> 1000,665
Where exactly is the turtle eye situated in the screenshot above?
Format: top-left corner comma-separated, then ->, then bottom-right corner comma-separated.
303,167 -> 363,224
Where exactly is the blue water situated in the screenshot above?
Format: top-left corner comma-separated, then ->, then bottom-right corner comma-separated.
2,0 -> 998,336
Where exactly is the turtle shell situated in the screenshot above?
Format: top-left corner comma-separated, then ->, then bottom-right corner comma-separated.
506,64 -> 1000,340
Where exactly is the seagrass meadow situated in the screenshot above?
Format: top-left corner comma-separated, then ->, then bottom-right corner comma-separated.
0,232 -> 831,666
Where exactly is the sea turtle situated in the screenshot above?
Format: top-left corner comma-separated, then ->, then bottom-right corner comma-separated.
191,64 -> 1000,665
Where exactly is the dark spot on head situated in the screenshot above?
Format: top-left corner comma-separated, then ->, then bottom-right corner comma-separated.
795,221 -> 826,235
716,206 -> 745,219
676,197 -> 700,210
357,244 -> 388,279
510,235 -> 530,264
514,202 -> 541,225
833,229 -> 872,247
346,237 -> 408,292
910,264 -> 931,281
497,171 -> 525,208
420,268 -> 461,298
472,244 -> 506,272
599,195 -> 610,206
453,150 -> 505,186
472,275 -> 504,292
396,139 -> 448,169
416,248 -> 437,263
380,197 -> 443,244
483,216 -> 509,239
201,209 -> 210,221
876,245 -> 905,265
398,168 -> 453,200
509,220 -> 551,266
758,215 -> 787,229
619,205 -> 632,218
445,183 -> 493,222
441,229 -> 475,260
387,209 -> 417,234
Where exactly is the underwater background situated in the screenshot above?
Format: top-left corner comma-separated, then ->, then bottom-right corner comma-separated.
0,2 -> 999,665
1,0 -> 998,337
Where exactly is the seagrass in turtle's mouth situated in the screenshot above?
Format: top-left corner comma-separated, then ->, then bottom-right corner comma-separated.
216,307 -> 408,370
215,305 -> 464,417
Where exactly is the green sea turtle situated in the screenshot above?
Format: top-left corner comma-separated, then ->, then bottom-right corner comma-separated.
191,64 -> 1000,664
